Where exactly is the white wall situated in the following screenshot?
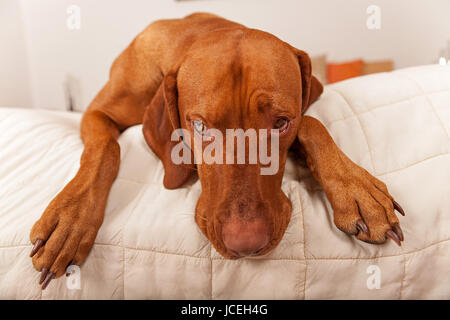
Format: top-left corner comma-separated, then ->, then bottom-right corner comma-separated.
0,0 -> 32,108
2,0 -> 450,111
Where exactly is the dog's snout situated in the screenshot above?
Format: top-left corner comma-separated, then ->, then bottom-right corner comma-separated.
221,218 -> 270,257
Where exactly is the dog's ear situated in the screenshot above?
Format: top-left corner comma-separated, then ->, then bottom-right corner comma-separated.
142,72 -> 194,189
293,49 -> 324,114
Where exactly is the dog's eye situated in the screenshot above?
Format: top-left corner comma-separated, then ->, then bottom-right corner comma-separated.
193,120 -> 207,135
273,118 -> 289,132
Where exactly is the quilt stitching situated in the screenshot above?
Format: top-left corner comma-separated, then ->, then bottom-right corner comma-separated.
315,88 -> 450,128
377,152 -> 450,176
327,88 -> 377,174
298,186 -> 308,300
87,236 -> 450,261
395,73 -> 450,141
120,187 -> 147,300
399,253 -> 408,299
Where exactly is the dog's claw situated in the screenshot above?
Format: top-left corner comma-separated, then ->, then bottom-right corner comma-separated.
356,219 -> 369,235
30,239 -> 44,257
39,267 -> 49,285
66,261 -> 75,277
392,223 -> 404,241
393,200 -> 405,216
386,230 -> 402,246
41,272 -> 55,290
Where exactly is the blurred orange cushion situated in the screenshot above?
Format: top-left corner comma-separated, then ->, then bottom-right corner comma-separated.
362,60 -> 393,75
327,59 -> 363,83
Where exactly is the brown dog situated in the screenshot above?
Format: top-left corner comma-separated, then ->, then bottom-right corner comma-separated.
29,13 -> 405,289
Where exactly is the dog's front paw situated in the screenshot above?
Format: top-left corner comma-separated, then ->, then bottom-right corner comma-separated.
29,181 -> 102,289
327,152 -> 405,246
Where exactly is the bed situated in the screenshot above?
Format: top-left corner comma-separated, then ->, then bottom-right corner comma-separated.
0,64 -> 449,299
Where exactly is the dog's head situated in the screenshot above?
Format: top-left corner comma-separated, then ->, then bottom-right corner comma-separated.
143,28 -> 322,259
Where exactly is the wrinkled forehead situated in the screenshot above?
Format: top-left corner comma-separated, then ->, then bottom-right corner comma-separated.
177,30 -> 302,126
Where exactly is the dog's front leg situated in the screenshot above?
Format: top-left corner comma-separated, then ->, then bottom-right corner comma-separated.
29,110 -> 121,289
297,115 -> 405,245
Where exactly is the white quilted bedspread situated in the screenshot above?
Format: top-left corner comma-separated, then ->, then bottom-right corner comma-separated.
0,65 -> 449,299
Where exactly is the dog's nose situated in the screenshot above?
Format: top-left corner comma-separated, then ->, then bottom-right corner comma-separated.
222,218 -> 270,257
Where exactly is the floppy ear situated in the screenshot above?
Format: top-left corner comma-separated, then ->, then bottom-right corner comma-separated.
142,72 -> 194,189
293,49 -> 324,114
